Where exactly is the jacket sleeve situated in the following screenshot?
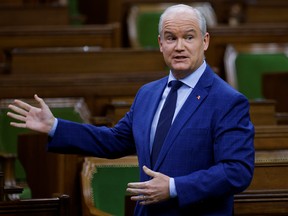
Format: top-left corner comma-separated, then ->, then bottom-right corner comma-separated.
47,114 -> 136,158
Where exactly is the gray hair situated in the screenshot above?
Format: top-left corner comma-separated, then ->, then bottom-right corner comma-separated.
158,4 -> 207,37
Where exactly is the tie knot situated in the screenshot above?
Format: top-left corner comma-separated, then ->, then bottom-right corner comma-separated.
169,80 -> 183,91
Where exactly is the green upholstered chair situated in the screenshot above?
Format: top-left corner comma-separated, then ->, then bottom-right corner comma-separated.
127,3 -> 217,49
81,156 -> 139,216
224,44 -> 288,100
0,97 -> 90,199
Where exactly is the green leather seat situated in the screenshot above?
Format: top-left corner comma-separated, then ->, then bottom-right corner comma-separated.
236,53 -> 288,99
224,44 -> 288,100
92,166 -> 139,215
81,156 -> 139,216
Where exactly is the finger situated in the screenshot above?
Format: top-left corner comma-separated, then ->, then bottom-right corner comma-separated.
13,99 -> 33,112
127,181 -> 145,189
8,104 -> 28,116
10,122 -> 26,128
126,187 -> 145,195
140,199 -> 154,205
7,112 -> 27,122
130,194 -> 148,202
130,195 -> 143,201
143,165 -> 157,178
130,195 -> 154,206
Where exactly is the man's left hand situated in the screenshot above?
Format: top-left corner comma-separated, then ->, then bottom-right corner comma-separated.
126,165 -> 170,205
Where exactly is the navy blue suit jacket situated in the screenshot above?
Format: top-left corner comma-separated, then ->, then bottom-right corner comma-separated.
48,65 -> 255,215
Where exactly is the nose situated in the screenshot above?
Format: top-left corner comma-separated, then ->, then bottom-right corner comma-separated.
175,39 -> 184,51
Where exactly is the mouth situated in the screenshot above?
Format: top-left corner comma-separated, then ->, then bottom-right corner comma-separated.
173,55 -> 188,60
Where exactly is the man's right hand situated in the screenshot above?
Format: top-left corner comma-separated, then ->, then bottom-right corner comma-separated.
7,94 -> 55,134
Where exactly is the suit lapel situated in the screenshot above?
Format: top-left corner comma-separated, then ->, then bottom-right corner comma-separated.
153,67 -> 215,170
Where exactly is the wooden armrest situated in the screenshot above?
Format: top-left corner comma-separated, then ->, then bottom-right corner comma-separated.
0,153 -> 17,187
4,185 -> 23,196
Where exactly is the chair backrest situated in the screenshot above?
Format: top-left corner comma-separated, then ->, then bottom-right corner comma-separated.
81,156 -> 139,216
127,3 -> 217,48
0,194 -> 70,216
224,43 -> 288,99
262,72 -> 288,113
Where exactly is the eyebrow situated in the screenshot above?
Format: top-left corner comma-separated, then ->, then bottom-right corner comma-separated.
163,29 -> 196,35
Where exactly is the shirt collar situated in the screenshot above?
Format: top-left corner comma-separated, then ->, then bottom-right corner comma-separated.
168,60 -> 207,88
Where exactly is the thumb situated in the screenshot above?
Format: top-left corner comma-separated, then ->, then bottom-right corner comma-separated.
34,94 -> 46,109
143,165 -> 157,178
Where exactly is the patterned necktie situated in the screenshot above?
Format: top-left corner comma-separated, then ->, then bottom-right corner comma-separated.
151,80 -> 183,167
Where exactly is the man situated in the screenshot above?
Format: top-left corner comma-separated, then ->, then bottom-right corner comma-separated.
7,4 -> 254,215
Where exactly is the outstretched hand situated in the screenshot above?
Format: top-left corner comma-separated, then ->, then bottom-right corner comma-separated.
7,94 -> 55,134
126,166 -> 170,205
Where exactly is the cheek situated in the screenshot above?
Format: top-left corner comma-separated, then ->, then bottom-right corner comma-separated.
160,48 -> 170,58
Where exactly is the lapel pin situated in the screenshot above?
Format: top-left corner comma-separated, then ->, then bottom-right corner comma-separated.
196,95 -> 201,100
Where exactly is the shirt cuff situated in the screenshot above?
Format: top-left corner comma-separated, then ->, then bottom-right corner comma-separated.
48,118 -> 58,137
169,177 -> 177,198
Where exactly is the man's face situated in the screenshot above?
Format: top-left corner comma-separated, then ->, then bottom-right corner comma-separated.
158,11 -> 209,79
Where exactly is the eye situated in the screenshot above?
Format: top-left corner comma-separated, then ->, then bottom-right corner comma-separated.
166,35 -> 176,41
186,35 -> 194,41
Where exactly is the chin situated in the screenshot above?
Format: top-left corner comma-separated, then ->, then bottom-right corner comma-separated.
171,69 -> 191,79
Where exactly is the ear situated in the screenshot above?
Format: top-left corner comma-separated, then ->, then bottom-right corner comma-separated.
158,35 -> 163,52
203,32 -> 210,51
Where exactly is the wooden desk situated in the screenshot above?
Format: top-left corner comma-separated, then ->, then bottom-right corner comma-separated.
0,5 -> 69,26
0,24 -> 121,58
0,71 -> 165,115
249,100 -> 277,126
242,125 -> 288,214
0,194 -> 70,216
9,47 -> 165,74
234,190 -> 288,215
254,125 -> 288,150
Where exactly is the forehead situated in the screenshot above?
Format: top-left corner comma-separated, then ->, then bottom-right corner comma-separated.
162,11 -> 200,33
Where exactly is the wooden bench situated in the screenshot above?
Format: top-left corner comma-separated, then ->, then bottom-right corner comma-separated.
249,100 -> 277,126
234,189 -> 288,215
235,125 -> 288,215
0,71 -> 165,116
0,171 -> 69,215
0,194 -> 70,216
0,24 -> 120,51
234,132 -> 288,215
0,24 -> 121,73
0,4 -> 69,26
8,47 -> 165,74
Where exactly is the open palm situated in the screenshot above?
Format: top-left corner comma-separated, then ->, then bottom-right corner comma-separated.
7,94 -> 55,134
